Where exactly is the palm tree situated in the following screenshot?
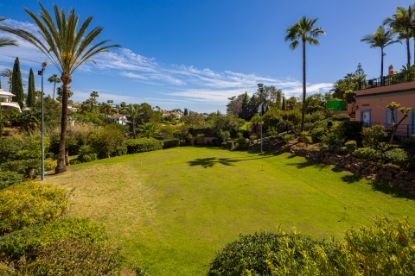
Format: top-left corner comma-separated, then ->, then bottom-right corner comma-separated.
385,6 -> 413,68
0,4 -> 120,173
0,69 -> 12,91
285,17 -> 324,131
361,26 -> 397,83
48,74 -> 61,100
126,104 -> 140,138
0,18 -> 16,48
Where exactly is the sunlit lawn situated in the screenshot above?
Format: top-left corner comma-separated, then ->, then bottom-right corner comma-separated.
49,147 -> 415,275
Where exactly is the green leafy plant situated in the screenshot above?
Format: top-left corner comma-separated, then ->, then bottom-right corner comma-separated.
362,125 -> 388,149
0,182 -> 68,235
0,171 -> 24,189
384,148 -> 409,166
125,138 -> 163,154
352,147 -> 382,161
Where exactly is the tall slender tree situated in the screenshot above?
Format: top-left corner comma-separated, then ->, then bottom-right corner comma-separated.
11,57 -> 24,108
385,6 -> 413,68
285,17 -> 324,131
361,26 -> 397,82
26,68 -> 36,107
0,4 -> 119,173
48,74 -> 61,100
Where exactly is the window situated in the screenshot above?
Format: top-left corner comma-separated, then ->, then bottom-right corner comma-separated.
361,110 -> 371,127
385,109 -> 397,130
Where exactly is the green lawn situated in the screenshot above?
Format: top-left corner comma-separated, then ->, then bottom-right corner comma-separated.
49,147 -> 415,275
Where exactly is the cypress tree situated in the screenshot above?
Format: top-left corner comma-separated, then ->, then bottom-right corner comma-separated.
11,57 -> 24,107
0,79 -> 2,89
26,68 -> 35,107
282,96 -> 286,111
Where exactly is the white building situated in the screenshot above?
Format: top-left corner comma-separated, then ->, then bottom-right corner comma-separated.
0,88 -> 21,112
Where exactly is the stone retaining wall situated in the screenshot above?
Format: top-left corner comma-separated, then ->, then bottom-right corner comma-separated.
291,147 -> 415,197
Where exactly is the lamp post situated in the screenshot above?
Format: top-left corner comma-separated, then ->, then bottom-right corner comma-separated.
38,62 -> 47,181
258,84 -> 264,154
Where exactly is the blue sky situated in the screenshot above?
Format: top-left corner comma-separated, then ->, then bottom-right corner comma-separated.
0,0 -> 414,112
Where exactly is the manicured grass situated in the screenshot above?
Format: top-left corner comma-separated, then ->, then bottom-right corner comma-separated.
49,147 -> 415,275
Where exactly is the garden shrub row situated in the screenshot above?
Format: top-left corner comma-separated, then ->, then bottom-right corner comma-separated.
209,218 -> 415,275
0,218 -> 122,275
0,182 -> 68,235
0,171 -> 24,189
126,137 -> 164,154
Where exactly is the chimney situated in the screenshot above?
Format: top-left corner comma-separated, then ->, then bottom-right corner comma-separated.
388,65 -> 394,76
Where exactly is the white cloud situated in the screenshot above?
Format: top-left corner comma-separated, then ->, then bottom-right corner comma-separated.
0,18 -> 334,111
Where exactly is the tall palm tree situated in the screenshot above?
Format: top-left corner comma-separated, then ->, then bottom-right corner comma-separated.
0,18 -> 17,48
48,74 -> 61,100
361,26 -> 397,83
126,104 -> 140,138
0,4 -> 119,173
285,17 -> 324,131
385,6 -> 413,68
0,69 -> 12,91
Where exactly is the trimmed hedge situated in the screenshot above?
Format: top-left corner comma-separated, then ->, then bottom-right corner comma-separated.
0,171 -> 24,189
352,147 -> 382,161
0,182 -> 68,235
162,138 -> 180,149
125,138 -> 163,154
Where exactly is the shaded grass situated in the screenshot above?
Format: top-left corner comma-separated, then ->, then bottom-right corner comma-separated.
49,147 -> 415,275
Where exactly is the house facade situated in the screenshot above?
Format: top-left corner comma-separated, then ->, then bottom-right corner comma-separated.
0,88 -> 21,112
355,80 -> 415,136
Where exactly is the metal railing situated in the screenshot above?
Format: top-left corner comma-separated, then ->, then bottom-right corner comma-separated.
358,72 -> 415,90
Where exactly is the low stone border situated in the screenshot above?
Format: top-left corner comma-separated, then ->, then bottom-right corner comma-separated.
290,147 -> 415,197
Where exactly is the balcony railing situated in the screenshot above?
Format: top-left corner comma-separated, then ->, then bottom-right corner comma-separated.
358,72 -> 415,90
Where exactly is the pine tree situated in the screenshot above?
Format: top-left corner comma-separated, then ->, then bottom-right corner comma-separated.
11,57 -> 24,107
26,68 -> 36,107
0,79 -> 2,89
282,96 -> 286,111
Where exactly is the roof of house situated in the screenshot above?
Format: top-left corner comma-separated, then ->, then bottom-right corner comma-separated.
356,81 -> 415,97
0,102 -> 21,112
0,89 -> 14,97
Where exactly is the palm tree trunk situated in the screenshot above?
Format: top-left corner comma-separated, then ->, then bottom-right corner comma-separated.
52,82 -> 56,100
380,47 -> 384,85
55,73 -> 71,173
406,37 -> 411,68
413,34 -> 415,66
301,39 -> 306,132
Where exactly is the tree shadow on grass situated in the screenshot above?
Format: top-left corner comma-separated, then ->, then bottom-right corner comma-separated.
188,155 -> 273,168
285,159 -> 329,170
341,174 -> 363,183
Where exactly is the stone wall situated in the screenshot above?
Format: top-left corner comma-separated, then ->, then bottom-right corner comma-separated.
291,147 -> 415,197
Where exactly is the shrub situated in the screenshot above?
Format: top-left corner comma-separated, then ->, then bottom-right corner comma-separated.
0,218 -> 122,274
43,159 -> 57,172
384,148 -> 409,166
340,121 -> 362,142
0,182 -> 68,235
344,218 -> 415,275
299,131 -> 312,144
310,126 -> 326,142
332,114 -> 351,121
344,140 -> 357,153
162,138 -> 180,149
89,125 -> 126,158
126,137 -> 163,154
321,131 -> 345,150
78,145 -> 98,163
362,125 -> 388,149
0,171 -> 24,189
208,232 -> 349,275
352,147 -> 382,161
282,133 -> 294,143
25,240 -> 122,275
0,159 -> 40,177
0,218 -> 106,261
